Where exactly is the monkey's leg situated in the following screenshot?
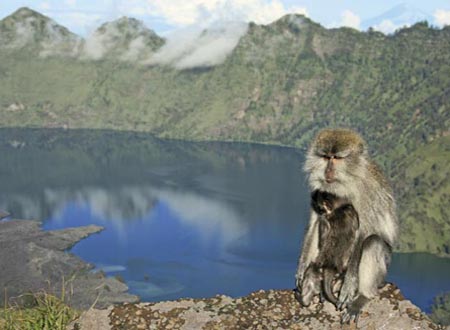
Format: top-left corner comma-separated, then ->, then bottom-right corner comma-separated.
299,266 -> 322,306
337,237 -> 364,311
295,213 -> 319,290
341,235 -> 391,324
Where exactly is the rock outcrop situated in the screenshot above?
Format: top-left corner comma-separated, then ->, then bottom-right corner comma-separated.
0,219 -> 138,309
71,284 -> 444,329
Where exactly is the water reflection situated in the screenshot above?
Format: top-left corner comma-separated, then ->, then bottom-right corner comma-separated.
42,186 -> 247,245
0,128 -> 448,312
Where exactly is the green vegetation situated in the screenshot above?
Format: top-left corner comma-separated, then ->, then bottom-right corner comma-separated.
0,290 -> 78,330
0,10 -> 449,256
430,291 -> 450,326
393,135 -> 450,255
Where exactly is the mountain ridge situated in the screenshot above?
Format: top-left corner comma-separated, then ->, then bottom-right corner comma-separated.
1,7 -> 447,63
0,8 -> 449,257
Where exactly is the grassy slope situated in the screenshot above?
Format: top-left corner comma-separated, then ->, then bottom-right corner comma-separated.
0,18 -> 449,255
394,135 -> 450,254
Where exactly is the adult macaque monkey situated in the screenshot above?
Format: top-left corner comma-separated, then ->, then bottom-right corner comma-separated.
295,129 -> 398,323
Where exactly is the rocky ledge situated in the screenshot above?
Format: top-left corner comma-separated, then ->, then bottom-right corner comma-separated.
71,284 -> 445,330
0,219 -> 138,309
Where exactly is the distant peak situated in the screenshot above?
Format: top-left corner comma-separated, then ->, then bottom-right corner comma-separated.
102,16 -> 146,28
115,16 -> 141,24
0,6 -> 80,54
391,3 -> 412,10
15,7 -> 36,14
272,13 -> 308,25
266,13 -> 322,31
10,7 -> 48,19
383,3 -> 429,16
361,3 -> 432,32
95,16 -> 161,40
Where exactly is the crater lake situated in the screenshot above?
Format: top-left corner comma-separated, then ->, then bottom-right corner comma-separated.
0,128 -> 449,313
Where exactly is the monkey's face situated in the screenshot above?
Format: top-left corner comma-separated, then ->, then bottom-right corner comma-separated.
304,129 -> 367,194
305,150 -> 352,189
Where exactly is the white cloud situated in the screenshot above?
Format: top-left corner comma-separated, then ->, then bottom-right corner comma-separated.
340,9 -> 360,29
80,17 -> 159,62
145,21 -> 248,69
39,20 -> 82,57
144,0 -> 307,27
4,0 -> 310,68
373,19 -> 399,34
145,0 -> 209,25
7,18 -> 35,48
434,9 -> 450,26
120,36 -> 147,61
153,188 -> 246,244
82,29 -> 110,60
42,186 -> 247,244
138,0 -> 309,69
290,6 -> 308,17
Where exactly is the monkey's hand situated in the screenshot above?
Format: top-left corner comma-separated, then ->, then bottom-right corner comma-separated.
337,274 -> 358,310
295,263 -> 306,291
341,304 -> 360,324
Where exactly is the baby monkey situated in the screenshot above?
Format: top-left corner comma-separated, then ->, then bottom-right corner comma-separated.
300,190 -> 360,306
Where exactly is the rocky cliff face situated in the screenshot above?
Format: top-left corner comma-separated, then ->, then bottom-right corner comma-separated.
71,284 -> 444,330
0,220 -> 138,309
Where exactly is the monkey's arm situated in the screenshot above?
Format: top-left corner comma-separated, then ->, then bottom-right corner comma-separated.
336,235 -> 364,310
295,212 -> 319,289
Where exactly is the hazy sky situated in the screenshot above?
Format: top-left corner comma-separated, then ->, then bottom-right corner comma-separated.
1,0 -> 450,36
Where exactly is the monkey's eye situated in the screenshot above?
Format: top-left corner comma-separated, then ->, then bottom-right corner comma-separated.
315,152 -> 329,159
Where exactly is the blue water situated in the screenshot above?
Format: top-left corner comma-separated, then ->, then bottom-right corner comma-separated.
0,128 -> 449,313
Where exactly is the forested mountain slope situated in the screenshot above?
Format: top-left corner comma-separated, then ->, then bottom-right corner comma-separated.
1,8 -> 449,255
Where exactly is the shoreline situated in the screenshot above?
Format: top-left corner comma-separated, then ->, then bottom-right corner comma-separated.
0,219 -> 138,310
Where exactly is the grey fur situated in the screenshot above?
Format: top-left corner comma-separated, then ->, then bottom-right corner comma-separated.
295,129 -> 398,323
299,263 -> 322,306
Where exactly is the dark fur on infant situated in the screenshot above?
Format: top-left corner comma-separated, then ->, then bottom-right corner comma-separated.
300,190 -> 360,306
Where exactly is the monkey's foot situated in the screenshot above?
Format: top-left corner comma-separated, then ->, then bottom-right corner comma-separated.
336,275 -> 358,310
341,295 -> 369,324
293,288 -> 303,304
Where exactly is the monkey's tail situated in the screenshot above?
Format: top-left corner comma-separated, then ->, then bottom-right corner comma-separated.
322,268 -> 338,305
